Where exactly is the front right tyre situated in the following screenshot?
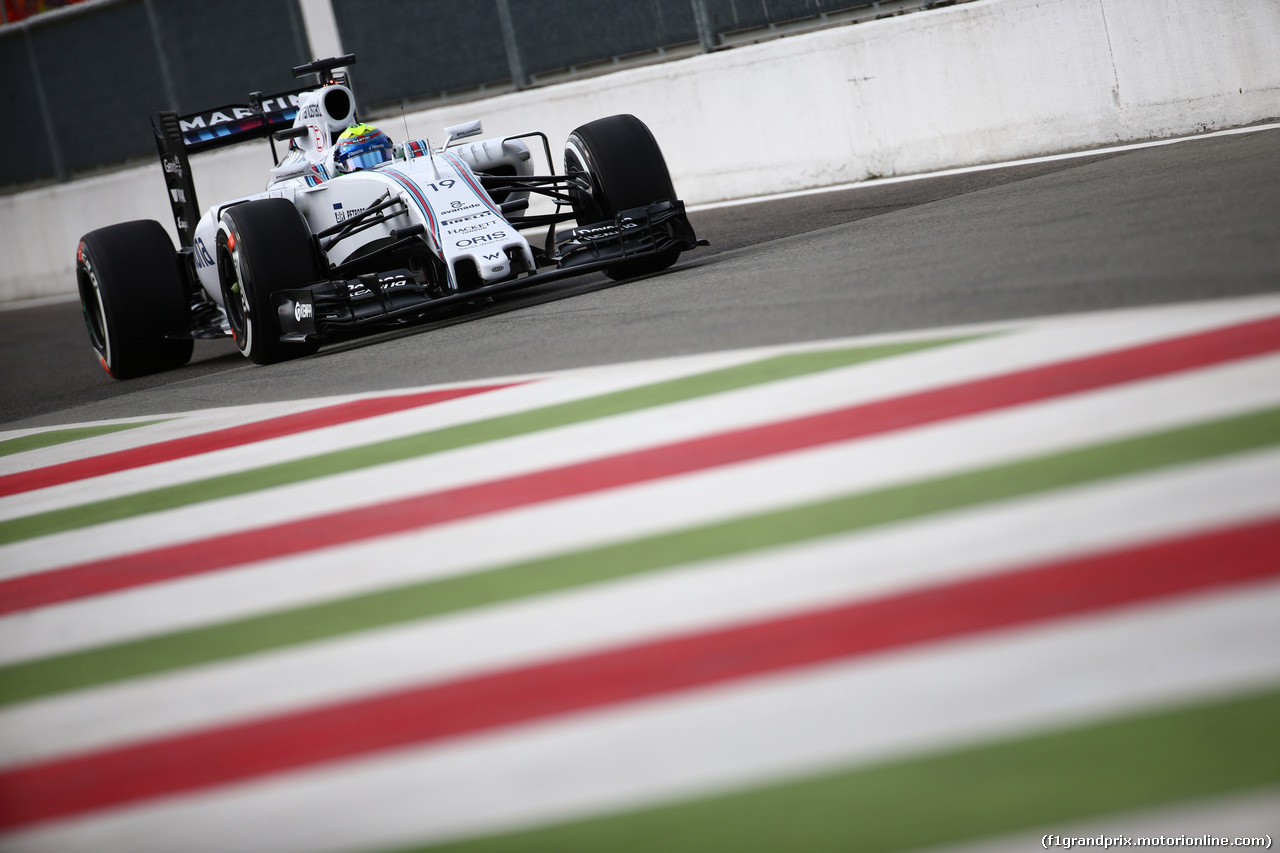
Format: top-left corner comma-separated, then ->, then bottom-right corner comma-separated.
76,219 -> 194,379
217,198 -> 324,365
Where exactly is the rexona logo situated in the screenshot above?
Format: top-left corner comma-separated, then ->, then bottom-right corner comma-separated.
301,104 -> 322,119
349,273 -> 412,298
455,232 -> 506,247
575,221 -> 639,239
294,301 -> 314,322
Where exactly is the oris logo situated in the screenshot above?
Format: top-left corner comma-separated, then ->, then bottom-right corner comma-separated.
455,231 -> 506,247
294,301 -> 313,322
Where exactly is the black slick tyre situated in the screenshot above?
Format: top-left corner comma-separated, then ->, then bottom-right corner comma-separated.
75,220 -> 194,379
217,198 -> 323,365
564,114 -> 681,280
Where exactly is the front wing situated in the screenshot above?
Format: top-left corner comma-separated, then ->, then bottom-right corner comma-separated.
275,200 -> 704,342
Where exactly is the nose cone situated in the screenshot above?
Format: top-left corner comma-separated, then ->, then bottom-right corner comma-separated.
478,254 -> 511,281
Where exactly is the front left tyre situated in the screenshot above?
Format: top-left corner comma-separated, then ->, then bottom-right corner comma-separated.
217,198 -> 324,365
564,114 -> 681,280
76,220 -> 194,379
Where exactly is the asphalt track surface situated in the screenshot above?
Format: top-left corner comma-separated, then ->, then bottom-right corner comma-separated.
3,126 -> 1278,430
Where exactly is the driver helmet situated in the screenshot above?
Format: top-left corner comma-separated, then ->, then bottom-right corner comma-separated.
334,123 -> 393,173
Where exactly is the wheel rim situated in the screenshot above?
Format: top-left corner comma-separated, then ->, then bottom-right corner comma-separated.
564,140 -> 603,225
218,237 -> 253,354
76,251 -> 111,367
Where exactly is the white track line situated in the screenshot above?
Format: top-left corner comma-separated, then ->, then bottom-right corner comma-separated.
0,348 -> 760,504
688,124 -> 1280,213
6,297 -> 1280,576
4,447 -> 1278,769
4,352 -> 1278,659
0,317 -> 994,458
7,292 -> 1279,513
7,583 -> 1278,853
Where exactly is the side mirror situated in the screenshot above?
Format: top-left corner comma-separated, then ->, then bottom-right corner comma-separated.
442,120 -> 483,149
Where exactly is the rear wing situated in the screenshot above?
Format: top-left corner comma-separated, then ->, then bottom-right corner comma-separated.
169,88 -> 310,154
151,55 -> 356,249
151,86 -> 310,248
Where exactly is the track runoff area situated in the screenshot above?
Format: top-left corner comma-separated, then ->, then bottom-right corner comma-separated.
2,292 -> 1279,852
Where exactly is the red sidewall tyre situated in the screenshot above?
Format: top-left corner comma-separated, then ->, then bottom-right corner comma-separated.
75,220 -> 194,379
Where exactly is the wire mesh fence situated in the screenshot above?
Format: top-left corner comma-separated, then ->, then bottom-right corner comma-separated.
2,0 -> 944,189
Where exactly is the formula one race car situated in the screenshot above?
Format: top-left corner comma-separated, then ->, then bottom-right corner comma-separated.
76,54 -> 704,377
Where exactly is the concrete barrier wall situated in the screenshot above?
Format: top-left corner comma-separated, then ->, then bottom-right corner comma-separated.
4,0 -> 1278,303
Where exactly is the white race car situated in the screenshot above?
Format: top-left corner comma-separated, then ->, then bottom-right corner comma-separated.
76,54 -> 704,377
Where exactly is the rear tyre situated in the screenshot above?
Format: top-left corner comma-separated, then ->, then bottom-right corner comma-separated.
217,199 -> 323,365
76,220 -> 194,379
565,114 -> 681,280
